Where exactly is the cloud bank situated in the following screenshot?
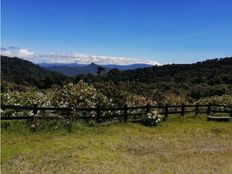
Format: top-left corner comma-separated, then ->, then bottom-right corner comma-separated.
1,47 -> 35,58
1,47 -> 160,65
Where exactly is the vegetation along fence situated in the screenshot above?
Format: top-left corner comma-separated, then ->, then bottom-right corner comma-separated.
1,103 -> 232,122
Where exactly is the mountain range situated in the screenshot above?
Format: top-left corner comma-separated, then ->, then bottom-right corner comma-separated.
38,63 -> 152,76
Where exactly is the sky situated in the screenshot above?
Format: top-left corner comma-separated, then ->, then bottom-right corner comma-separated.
1,0 -> 232,65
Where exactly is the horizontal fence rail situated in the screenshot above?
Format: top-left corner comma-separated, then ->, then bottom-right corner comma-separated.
1,103 -> 231,122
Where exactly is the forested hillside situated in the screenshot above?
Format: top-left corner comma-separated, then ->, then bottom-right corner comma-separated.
119,57 -> 232,84
1,56 -> 67,90
76,57 -> 232,100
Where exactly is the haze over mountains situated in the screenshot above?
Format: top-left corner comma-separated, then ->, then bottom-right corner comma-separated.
39,63 -> 153,76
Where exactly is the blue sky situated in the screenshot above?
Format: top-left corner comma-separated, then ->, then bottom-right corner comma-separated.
1,0 -> 232,64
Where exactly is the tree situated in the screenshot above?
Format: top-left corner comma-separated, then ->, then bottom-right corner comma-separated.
97,66 -> 105,76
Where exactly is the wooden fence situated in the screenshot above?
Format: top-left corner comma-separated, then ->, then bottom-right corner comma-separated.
1,103 -> 231,122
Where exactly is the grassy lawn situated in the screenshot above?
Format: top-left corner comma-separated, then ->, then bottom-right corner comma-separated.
1,114 -> 232,174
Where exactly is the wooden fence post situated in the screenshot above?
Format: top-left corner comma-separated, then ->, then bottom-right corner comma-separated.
181,104 -> 185,116
33,104 -> 38,116
67,107 -> 71,120
195,103 -> 199,115
164,104 -> 168,121
96,105 -> 100,123
124,104 -> 128,122
146,103 -> 150,114
207,103 -> 211,115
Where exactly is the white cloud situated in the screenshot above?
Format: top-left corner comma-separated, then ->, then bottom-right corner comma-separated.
18,49 -> 35,57
1,47 -> 160,65
1,50 -> 11,56
1,47 -> 35,58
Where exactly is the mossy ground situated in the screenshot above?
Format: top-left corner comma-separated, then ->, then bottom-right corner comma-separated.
1,114 -> 232,174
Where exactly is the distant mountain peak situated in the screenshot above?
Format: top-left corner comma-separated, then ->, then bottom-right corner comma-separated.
38,62 -> 153,76
88,62 -> 98,66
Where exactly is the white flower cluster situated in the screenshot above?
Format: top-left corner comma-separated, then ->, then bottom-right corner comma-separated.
1,80 -> 182,120
146,110 -> 162,123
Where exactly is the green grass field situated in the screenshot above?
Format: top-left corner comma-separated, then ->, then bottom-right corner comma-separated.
1,114 -> 232,174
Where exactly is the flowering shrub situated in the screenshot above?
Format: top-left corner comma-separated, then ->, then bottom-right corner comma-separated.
51,80 -> 111,118
141,110 -> 162,126
197,95 -> 232,106
1,91 -> 51,106
162,93 -> 188,106
1,80 -> 112,118
51,80 -> 109,109
195,95 -> 232,113
125,94 -> 148,107
6,80 -> 231,128
1,91 -> 53,117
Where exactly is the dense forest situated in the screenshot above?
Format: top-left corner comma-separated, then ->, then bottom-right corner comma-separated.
1,55 -> 232,104
1,56 -> 68,91
76,57 -> 232,100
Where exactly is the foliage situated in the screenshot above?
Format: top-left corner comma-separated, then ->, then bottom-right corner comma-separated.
1,91 -> 52,117
2,56 -> 232,103
197,95 -> 232,106
51,80 -> 109,109
97,66 -> 105,76
141,110 -> 162,126
93,81 -> 157,107
93,57 -> 232,100
1,55 -> 67,90
1,56 -> 232,125
1,91 -> 50,106
162,92 -> 189,105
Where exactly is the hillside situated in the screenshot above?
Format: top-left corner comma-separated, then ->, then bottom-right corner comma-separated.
107,57 -> 232,83
77,57 -> 232,100
1,56 -> 68,90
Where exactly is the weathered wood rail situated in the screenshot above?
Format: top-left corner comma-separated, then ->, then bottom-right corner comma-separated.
1,103 -> 231,122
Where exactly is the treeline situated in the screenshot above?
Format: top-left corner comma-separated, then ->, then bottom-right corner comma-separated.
75,57 -> 232,100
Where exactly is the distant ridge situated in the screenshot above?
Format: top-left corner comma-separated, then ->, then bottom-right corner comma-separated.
39,63 -> 153,76
39,63 -> 109,76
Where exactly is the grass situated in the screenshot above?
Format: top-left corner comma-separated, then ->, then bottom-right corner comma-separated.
1,114 -> 232,174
